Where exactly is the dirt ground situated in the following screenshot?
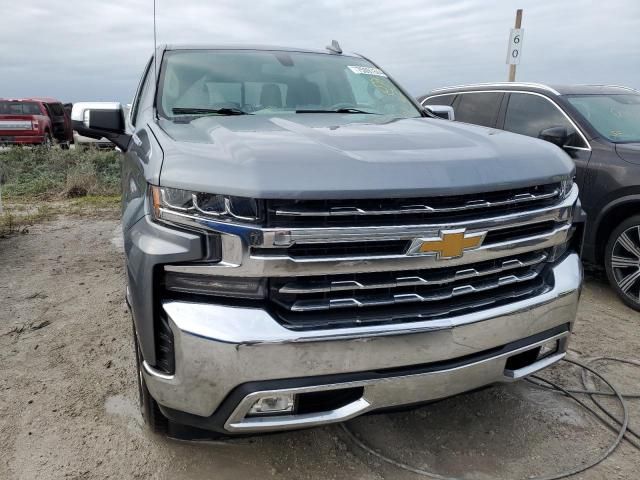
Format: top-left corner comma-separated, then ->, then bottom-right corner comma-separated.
1,216 -> 639,480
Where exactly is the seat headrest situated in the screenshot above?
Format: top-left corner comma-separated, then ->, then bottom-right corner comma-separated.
286,81 -> 321,108
260,84 -> 283,108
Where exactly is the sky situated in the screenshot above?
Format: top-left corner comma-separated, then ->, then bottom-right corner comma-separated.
2,0 -> 639,104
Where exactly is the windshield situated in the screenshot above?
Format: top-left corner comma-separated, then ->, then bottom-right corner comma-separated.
157,50 -> 421,119
0,101 -> 42,115
567,94 -> 640,143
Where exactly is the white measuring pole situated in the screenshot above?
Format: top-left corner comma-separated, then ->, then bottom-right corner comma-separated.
507,9 -> 524,82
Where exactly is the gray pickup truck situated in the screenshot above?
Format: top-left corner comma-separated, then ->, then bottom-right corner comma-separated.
75,44 -> 584,436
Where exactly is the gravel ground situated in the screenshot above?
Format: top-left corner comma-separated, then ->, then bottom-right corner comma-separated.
0,216 -> 639,480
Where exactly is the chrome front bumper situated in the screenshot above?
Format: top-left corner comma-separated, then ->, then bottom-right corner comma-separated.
143,253 -> 582,433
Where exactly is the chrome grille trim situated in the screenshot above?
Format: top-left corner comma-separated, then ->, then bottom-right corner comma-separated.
161,186 -> 577,280
289,268 -> 542,312
278,251 -> 548,294
274,189 -> 560,217
278,280 -> 549,329
264,186 -> 577,247
165,223 -> 570,277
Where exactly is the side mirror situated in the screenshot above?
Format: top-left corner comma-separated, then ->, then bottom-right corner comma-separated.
71,103 -> 131,150
538,126 -> 568,148
425,105 -> 455,121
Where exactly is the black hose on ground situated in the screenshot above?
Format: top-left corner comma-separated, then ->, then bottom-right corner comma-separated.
527,356 -> 640,449
580,357 -> 640,447
341,356 -> 638,480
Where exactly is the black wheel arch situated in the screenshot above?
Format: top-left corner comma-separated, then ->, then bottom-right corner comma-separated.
592,194 -> 640,265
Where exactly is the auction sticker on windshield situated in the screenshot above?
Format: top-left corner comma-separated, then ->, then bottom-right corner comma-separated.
347,66 -> 387,77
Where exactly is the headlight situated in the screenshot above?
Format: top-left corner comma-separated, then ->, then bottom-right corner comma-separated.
559,178 -> 574,198
548,195 -> 585,263
150,185 -> 261,224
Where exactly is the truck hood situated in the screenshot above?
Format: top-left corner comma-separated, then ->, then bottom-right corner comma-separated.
616,143 -> 640,166
156,114 -> 574,199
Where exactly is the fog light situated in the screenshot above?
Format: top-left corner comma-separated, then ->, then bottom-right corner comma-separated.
537,339 -> 559,360
248,394 -> 295,416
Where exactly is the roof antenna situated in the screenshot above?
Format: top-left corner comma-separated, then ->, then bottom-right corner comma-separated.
326,40 -> 342,54
152,0 -> 158,119
153,0 -> 158,81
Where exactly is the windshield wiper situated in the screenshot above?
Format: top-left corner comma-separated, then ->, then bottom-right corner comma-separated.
172,107 -> 251,116
295,108 -> 378,114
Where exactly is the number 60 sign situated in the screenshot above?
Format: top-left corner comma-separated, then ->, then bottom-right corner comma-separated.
506,28 -> 524,65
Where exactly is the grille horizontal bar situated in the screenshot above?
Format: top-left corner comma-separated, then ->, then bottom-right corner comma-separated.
266,183 -> 562,227
166,223 -> 570,278
255,222 -> 556,260
273,277 -> 549,330
285,240 -> 410,259
277,251 -> 548,294
275,190 -> 559,217
286,267 -> 542,312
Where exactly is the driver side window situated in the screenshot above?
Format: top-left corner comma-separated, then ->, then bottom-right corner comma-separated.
504,93 -> 587,148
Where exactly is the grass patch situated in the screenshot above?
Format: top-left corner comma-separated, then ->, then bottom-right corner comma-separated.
68,195 -> 121,208
0,195 -> 121,236
66,195 -> 121,215
0,146 -> 121,198
0,147 -> 122,235
0,203 -> 57,236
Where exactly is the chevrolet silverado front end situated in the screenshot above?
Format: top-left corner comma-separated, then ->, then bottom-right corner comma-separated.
74,44 -> 584,435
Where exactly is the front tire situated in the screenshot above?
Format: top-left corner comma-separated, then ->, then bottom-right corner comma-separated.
133,327 -> 169,434
604,215 -> 640,311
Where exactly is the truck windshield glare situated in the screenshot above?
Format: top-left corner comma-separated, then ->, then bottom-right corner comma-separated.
157,50 -> 421,119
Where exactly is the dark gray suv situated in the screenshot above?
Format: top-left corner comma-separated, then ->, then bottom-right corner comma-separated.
421,83 -> 640,311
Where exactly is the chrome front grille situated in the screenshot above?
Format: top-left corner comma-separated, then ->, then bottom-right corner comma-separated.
163,183 -> 579,330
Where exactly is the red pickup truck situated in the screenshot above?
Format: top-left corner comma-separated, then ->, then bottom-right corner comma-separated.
0,98 -> 73,147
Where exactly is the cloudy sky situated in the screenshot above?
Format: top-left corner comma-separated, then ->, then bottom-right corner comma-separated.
2,0 -> 639,103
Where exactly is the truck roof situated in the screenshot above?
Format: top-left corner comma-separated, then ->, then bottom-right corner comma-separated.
163,43 -> 360,57
0,97 -> 61,103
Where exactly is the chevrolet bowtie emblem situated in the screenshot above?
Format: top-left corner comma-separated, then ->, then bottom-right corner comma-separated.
409,229 -> 486,259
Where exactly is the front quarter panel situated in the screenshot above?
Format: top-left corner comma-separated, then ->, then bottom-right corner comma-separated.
121,124 -> 163,232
